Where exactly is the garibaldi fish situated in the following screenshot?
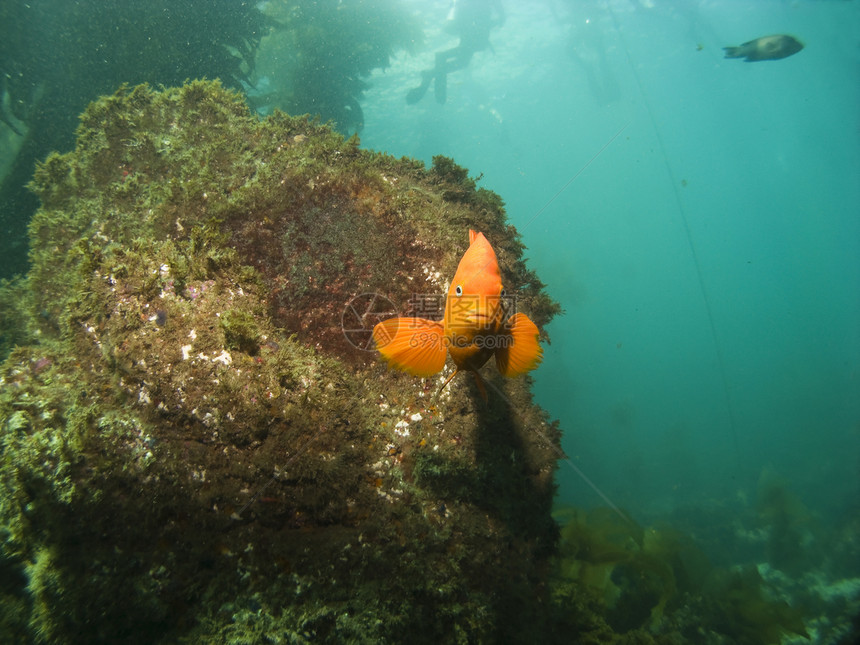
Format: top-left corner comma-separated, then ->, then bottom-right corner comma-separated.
723,34 -> 804,62
373,230 -> 542,399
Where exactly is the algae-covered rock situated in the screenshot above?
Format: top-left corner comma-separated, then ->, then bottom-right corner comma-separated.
0,81 -> 563,643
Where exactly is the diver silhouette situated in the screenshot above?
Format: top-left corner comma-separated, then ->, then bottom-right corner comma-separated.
407,0 -> 505,105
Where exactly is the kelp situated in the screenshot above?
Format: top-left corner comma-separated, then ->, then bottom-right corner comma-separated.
552,506 -> 809,643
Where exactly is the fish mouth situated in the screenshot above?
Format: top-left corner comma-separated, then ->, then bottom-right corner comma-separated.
448,312 -> 497,329
467,312 -> 498,328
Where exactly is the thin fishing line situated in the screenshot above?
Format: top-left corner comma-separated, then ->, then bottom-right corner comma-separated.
521,121 -> 628,233
458,121 -> 629,294
438,125 -> 632,511
483,377 -> 633,525
605,2 -> 743,474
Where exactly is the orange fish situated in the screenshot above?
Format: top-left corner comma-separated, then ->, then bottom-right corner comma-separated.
373,230 -> 543,398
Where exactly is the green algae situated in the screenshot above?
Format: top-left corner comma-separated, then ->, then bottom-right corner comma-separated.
0,78 -> 828,645
0,277 -> 34,360
551,506 -> 811,644
0,81 -> 567,643
755,467 -> 818,577
0,1 -> 267,279
219,308 -> 262,356
251,0 -> 422,135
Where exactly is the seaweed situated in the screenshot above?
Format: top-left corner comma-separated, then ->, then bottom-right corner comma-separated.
756,468 -> 817,576
0,81 -> 563,644
0,0 -> 268,279
551,505 -> 810,644
251,0 -> 422,134
701,565 -> 810,644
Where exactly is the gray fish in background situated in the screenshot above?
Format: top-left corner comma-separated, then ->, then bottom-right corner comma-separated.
723,34 -> 804,62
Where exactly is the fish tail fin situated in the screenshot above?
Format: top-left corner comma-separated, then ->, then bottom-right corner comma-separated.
495,313 -> 543,377
723,46 -> 742,58
373,317 -> 447,377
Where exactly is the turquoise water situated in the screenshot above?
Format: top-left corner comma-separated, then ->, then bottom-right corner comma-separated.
359,0 -> 860,523
1,0 -> 858,640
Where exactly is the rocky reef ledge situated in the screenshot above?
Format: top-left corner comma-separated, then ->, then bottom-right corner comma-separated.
0,81 -> 564,643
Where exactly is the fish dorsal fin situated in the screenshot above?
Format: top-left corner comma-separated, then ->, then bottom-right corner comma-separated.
495,313 -> 543,377
373,317 -> 447,377
450,231 -> 501,301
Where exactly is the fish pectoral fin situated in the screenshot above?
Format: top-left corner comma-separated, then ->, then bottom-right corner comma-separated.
373,317 -> 447,377
495,313 -> 543,377
437,368 -> 459,395
437,368 -> 488,402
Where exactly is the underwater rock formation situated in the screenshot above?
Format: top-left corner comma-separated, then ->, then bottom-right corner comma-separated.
0,81 -> 564,643
0,0 -> 268,280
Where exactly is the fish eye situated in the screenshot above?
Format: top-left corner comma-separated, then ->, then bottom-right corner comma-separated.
500,288 -> 507,297
455,285 -> 463,296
